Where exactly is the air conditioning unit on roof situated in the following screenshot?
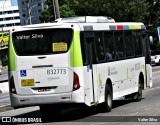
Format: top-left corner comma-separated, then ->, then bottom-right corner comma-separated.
55,16 -> 115,23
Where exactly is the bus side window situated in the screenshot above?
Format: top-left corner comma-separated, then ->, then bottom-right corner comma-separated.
104,31 -> 114,61
95,32 -> 105,62
133,31 -> 143,56
114,31 -> 125,59
124,31 -> 134,57
80,32 -> 87,65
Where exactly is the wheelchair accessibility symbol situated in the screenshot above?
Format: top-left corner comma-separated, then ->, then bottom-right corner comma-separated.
20,70 -> 27,77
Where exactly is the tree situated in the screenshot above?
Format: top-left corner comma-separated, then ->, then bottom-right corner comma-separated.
40,0 -> 75,22
146,0 -> 160,50
40,0 -> 55,22
40,0 -> 150,22
60,4 -> 75,18
69,0 -> 149,22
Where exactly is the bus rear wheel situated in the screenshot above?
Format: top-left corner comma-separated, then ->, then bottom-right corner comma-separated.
101,84 -> 112,112
125,79 -> 143,101
133,79 -> 143,101
40,104 -> 62,122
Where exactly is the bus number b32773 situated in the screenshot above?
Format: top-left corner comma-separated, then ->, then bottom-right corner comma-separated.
47,69 -> 66,75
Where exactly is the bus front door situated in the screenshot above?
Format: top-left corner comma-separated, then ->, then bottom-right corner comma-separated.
85,37 -> 98,105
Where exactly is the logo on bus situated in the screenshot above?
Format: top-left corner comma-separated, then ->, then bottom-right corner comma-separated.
20,70 -> 27,77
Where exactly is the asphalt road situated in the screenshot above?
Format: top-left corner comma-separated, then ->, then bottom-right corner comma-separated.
0,93 -> 10,107
0,68 -> 8,82
0,66 -> 160,124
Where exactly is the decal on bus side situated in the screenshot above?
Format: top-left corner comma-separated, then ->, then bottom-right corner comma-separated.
70,31 -> 83,67
9,37 -> 16,71
98,73 -> 102,86
142,64 -> 145,75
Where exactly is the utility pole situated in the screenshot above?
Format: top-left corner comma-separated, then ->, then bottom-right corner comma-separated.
53,0 -> 60,19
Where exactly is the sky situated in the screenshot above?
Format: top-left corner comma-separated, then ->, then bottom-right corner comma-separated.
11,0 -> 18,6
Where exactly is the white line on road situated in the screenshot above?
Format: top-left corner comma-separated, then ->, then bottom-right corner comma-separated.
0,97 -> 9,102
144,108 -> 151,111
145,86 -> 160,91
0,94 -> 9,98
129,112 -> 139,116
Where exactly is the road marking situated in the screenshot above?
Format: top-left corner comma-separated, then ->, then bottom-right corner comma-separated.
145,86 -> 160,91
129,112 -> 139,116
144,108 -> 151,111
0,97 -> 9,102
0,94 -> 9,98
0,104 -> 10,108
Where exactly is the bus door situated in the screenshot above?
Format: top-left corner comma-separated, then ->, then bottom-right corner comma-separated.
142,32 -> 152,88
85,34 -> 98,105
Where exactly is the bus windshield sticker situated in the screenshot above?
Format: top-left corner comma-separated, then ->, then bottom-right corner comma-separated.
52,42 -> 67,52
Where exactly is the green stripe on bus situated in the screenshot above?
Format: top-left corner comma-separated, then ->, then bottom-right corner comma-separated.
129,25 -> 135,29
70,31 -> 83,67
126,68 -> 128,79
142,64 -> 145,75
99,73 -> 102,86
8,37 -> 16,71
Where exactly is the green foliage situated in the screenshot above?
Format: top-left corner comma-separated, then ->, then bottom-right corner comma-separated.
40,9 -> 54,23
40,0 -> 75,22
40,0 -> 149,22
70,0 -> 149,22
40,0 -> 55,22
2,56 -> 7,66
60,4 -> 75,17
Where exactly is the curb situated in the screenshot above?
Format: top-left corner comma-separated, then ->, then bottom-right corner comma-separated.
0,104 -> 13,113
0,80 -> 8,83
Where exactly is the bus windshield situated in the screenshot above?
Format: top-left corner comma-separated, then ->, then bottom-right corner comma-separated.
12,28 -> 73,56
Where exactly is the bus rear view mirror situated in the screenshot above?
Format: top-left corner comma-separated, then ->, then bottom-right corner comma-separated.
149,36 -> 153,44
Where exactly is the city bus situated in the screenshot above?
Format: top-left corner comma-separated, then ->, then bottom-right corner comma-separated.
8,16 -> 152,120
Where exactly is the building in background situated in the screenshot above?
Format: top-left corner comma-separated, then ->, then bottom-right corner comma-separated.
17,0 -> 48,25
0,0 -> 11,7
0,0 -> 20,31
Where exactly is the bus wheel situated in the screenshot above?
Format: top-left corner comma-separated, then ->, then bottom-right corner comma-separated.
40,105 -> 61,122
101,84 -> 112,112
133,79 -> 143,102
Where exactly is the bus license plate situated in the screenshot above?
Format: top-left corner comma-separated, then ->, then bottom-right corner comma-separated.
21,79 -> 35,87
38,88 -> 51,92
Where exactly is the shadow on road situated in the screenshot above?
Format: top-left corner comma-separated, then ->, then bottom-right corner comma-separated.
0,98 -> 139,123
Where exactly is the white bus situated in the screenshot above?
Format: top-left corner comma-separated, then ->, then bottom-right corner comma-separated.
8,16 -> 152,120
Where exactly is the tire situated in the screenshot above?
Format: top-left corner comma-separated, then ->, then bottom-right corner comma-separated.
132,78 -> 143,102
101,84 -> 113,112
40,104 -> 62,122
158,60 -> 160,66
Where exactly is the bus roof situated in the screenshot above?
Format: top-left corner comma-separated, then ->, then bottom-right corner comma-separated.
55,16 -> 115,23
78,22 -> 145,31
11,17 -> 145,32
